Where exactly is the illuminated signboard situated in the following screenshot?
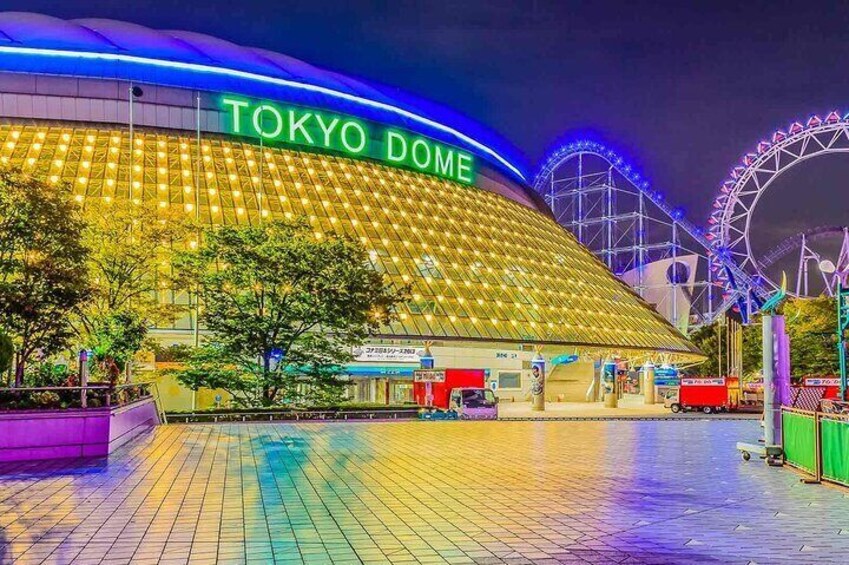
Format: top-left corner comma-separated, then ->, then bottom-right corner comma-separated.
352,346 -> 422,363
221,96 -> 475,184
414,369 -> 446,383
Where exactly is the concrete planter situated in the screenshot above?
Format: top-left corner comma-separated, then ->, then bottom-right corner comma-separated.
0,397 -> 160,462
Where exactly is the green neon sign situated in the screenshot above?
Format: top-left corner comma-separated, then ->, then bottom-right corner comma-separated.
221,96 -> 475,184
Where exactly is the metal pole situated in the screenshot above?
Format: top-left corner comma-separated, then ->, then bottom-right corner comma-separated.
672,222 -> 679,328
717,315 -> 723,378
577,153 -> 583,243
707,260 -> 713,322
606,166 -> 613,269
838,280 -> 847,399
191,94 -> 202,412
128,84 -> 134,202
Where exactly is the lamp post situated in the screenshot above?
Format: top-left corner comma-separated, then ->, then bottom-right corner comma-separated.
820,259 -> 849,399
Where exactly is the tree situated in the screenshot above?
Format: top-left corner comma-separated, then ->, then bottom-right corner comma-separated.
685,297 -> 838,379
0,169 -> 90,386
75,200 -> 190,380
174,219 -> 409,406
0,330 -> 12,385
784,296 -> 838,377
87,311 -> 148,386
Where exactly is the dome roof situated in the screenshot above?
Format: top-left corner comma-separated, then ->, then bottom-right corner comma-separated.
0,12 -> 526,181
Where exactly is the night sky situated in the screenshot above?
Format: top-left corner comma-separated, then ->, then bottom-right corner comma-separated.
5,0 -> 849,255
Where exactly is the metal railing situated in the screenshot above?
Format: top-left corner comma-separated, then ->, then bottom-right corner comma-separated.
782,405 -> 849,487
168,407 -> 421,424
0,382 -> 154,411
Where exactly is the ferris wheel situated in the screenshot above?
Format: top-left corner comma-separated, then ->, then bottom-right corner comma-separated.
708,111 -> 849,297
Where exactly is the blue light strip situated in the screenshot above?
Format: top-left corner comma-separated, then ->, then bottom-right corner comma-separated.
0,45 -> 525,181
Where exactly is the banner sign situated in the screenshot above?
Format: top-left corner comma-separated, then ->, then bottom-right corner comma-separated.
414,370 -> 446,383
222,96 -> 475,183
344,366 -> 416,378
352,346 -> 421,363
804,377 -> 840,387
654,378 -> 680,387
681,377 -> 725,386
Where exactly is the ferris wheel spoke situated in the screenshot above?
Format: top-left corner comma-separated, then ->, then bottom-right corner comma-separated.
729,211 -> 749,224
729,235 -> 747,248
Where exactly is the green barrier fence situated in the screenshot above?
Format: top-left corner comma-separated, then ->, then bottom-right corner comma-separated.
781,410 -> 817,475
821,417 -> 849,487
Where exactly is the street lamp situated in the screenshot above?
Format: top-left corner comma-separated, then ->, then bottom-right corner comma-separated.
820,259 -> 849,399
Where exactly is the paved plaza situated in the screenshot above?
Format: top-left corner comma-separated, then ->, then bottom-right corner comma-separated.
0,420 -> 848,564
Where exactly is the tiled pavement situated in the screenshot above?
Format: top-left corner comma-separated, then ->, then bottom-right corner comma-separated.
0,420 -> 848,564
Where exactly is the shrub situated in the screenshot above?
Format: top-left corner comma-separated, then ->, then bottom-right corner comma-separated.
30,391 -> 61,408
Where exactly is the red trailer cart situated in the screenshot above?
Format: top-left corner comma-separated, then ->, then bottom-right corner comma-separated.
665,377 -> 738,414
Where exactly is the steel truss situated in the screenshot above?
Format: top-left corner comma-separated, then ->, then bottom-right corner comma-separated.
533,141 -> 760,328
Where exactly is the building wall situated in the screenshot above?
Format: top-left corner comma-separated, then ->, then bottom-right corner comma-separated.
0,120 -> 697,355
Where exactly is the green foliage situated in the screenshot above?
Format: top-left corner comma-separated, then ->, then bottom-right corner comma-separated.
684,324 -> 720,376
174,219 -> 409,406
24,361 -> 73,388
150,342 -> 194,363
88,311 -> 148,384
686,296 -> 839,378
78,200 -> 190,327
30,391 -> 61,408
0,168 -> 91,386
783,296 -> 839,376
0,330 -> 11,374
75,201 -> 191,374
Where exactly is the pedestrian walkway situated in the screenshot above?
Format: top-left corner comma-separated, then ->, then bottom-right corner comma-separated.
0,419 -> 846,564
498,395 -> 758,420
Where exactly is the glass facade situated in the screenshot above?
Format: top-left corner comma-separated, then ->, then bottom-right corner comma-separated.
0,122 -> 699,356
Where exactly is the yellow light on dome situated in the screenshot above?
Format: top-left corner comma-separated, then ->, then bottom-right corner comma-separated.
184,203 -> 194,212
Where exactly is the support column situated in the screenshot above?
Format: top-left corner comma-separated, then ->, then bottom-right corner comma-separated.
604,358 -> 618,408
421,341 -> 435,407
762,314 -> 776,446
531,348 -> 546,411
369,378 -> 377,403
643,362 -> 655,405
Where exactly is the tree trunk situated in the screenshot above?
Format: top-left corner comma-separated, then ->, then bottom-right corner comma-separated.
14,352 -> 24,388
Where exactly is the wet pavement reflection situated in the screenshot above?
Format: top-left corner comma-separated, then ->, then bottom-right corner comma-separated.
0,420 -> 848,564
